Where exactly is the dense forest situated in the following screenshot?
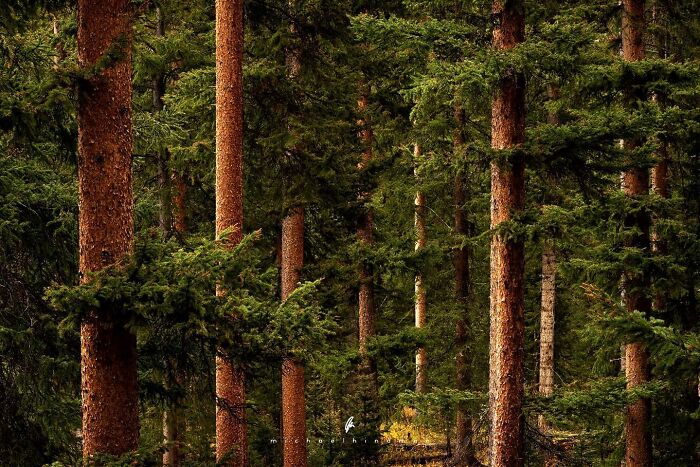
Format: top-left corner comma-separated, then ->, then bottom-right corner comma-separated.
1,0 -> 700,465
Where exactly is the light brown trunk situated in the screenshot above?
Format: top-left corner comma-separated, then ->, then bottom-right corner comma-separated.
621,1 -> 652,466
414,144 -> 427,394
537,86 -> 560,467
538,242 -> 556,430
357,93 -> 375,356
281,208 -> 307,467
77,0 -> 138,458
453,106 -> 474,459
163,396 -> 181,467
215,0 -> 248,463
52,16 -> 65,69
488,1 -> 526,465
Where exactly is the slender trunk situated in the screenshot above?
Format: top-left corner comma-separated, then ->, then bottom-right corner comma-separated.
538,242 -> 556,429
281,5 -> 307,462
163,378 -> 181,466
414,144 -> 427,394
51,16 -> 65,69
650,97 -> 668,314
453,106 -> 474,461
488,1 -> 526,465
153,9 -> 172,236
538,87 -> 559,466
621,1 -> 652,465
77,0 -> 138,458
215,0 -> 248,464
281,208 -> 307,467
651,2 -> 669,314
149,9 -> 183,465
357,93 -> 375,357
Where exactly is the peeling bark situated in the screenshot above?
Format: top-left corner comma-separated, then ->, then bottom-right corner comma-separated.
414,144 -> 427,394
77,0 -> 138,458
215,0 -> 248,463
488,0 -> 526,465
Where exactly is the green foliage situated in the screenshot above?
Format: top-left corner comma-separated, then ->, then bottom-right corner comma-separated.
2,0 -> 700,465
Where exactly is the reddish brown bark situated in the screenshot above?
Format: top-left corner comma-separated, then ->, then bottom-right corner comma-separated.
621,1 -> 653,466
280,3 -> 308,462
77,0 -> 138,458
414,144 -> 428,394
281,208 -> 308,467
215,0 -> 248,463
488,1 -> 526,465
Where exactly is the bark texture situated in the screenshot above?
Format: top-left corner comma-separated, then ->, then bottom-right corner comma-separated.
280,3 -> 308,462
538,85 -> 560,467
488,1 -> 526,465
538,242 -> 556,431
281,208 -> 308,467
453,106 -> 474,461
163,397 -> 181,467
77,0 -> 138,458
621,1 -> 653,466
215,0 -> 248,463
414,144 -> 428,394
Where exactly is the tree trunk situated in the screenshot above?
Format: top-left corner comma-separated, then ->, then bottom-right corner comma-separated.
281,208 -> 307,467
357,93 -> 375,357
163,391 -> 181,467
77,0 -> 138,458
148,8 -> 184,465
488,1 -> 526,465
215,0 -> 248,464
453,105 -> 475,462
537,84 -> 560,466
651,2 -> 669,314
621,1 -> 653,466
280,3 -> 308,463
152,8 -> 172,237
538,242 -> 556,430
414,143 -> 427,394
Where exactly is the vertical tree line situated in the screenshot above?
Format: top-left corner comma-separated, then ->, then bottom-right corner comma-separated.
214,0 -> 248,464
4,0 -> 700,465
487,0 -> 526,464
